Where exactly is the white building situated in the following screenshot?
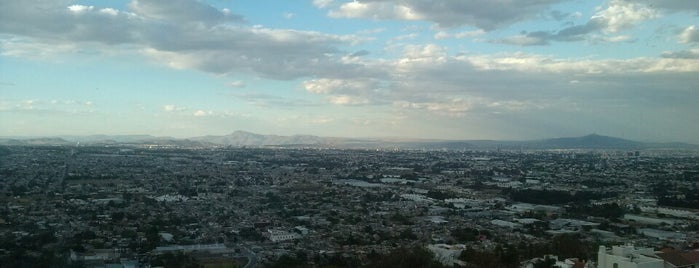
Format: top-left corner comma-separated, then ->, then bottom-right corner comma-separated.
427,244 -> 467,267
638,228 -> 687,242
267,229 -> 301,242
597,245 -> 663,268
400,193 -> 434,203
490,219 -> 521,228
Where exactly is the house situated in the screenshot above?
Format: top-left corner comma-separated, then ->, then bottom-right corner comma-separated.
597,245 -> 664,268
656,250 -> 699,268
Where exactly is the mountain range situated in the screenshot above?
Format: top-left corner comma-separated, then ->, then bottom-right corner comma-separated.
0,131 -> 696,150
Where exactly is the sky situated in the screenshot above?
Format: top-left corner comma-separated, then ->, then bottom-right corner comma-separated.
1,0 -> 698,143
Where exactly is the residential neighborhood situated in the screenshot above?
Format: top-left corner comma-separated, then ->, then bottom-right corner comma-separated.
0,144 -> 698,267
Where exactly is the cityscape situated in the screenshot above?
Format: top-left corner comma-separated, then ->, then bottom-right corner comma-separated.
0,134 -> 698,267
2,0 -> 699,267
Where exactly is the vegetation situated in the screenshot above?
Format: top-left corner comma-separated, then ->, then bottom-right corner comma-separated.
366,246 -> 446,268
509,189 -> 616,205
566,203 -> 625,219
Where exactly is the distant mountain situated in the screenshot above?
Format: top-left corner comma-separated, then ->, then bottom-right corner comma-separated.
1,132 -> 696,150
531,134 -> 644,149
0,135 -> 210,147
0,137 -> 72,146
60,134 -> 171,143
191,131 -> 344,147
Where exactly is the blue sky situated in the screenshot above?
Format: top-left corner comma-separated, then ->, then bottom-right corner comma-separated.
1,0 -> 698,142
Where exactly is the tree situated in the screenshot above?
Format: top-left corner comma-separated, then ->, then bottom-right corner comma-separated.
368,246 -> 445,268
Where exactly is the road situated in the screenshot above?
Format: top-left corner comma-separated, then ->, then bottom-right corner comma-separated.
241,245 -> 258,268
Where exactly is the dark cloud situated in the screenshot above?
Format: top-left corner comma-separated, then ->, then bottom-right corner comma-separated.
646,0 -> 699,13
349,50 -> 370,57
0,0 -> 366,80
662,49 -> 699,59
327,0 -> 565,30
129,0 -> 244,25
492,1 -> 651,46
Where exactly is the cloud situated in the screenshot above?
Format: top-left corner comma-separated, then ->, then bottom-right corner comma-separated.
128,0 -> 243,25
328,1 -> 423,21
0,99 -> 97,114
593,0 -> 657,33
193,110 -> 212,117
227,81 -> 246,88
67,5 -> 94,14
325,0 -> 565,30
313,0 -> 334,8
549,10 -> 583,21
394,99 -> 474,117
662,48 -> 699,59
231,92 -> 319,108
493,34 -> 550,46
303,78 -> 378,94
310,116 -> 334,124
348,50 -> 370,57
679,25 -> 699,43
493,0 -> 656,46
434,29 -> 485,40
328,95 -> 370,105
303,77 -> 389,106
0,0 -> 367,80
647,1 -> 699,13
289,41 -> 699,136
163,104 -> 186,112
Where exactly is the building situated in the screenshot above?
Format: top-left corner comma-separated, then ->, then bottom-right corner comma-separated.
267,229 -> 301,242
656,250 -> 699,268
597,245 -> 663,268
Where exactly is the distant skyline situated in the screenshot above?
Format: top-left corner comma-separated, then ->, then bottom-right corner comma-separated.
1,0 -> 698,143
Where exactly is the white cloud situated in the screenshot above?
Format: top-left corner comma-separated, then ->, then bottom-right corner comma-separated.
303,78 -> 377,94
434,29 -> 485,39
433,31 -> 450,40
67,5 -> 94,14
603,34 -> 632,42
454,29 -> 486,38
679,25 -> 699,43
193,110 -> 212,117
0,99 -> 97,114
328,95 -> 370,105
99,8 -> 119,16
461,53 -> 699,73
0,38 -> 80,58
401,44 -> 447,61
329,1 -> 423,21
591,0 -> 656,33
311,116 -> 334,124
163,104 -> 186,112
313,0 -> 334,8
394,99 -> 473,117
228,81 -> 246,88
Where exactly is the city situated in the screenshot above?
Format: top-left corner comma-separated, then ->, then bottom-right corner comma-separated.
2,0 -> 699,267
1,144 -> 697,267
